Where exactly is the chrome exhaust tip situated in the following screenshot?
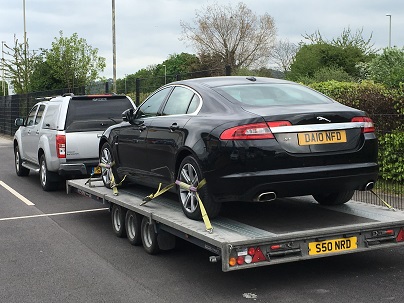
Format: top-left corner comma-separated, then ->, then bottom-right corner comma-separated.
256,192 -> 277,202
365,182 -> 375,191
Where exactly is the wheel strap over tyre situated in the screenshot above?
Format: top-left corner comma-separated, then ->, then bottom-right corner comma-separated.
86,162 -> 126,196
141,179 -> 213,233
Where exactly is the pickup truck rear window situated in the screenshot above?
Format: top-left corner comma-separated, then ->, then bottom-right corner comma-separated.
65,97 -> 134,132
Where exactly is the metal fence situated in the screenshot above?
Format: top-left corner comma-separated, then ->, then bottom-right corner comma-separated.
0,73 -> 402,210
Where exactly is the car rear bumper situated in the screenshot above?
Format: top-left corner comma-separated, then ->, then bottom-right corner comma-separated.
206,162 -> 379,203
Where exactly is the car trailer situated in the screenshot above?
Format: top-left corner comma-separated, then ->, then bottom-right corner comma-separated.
67,179 -> 404,272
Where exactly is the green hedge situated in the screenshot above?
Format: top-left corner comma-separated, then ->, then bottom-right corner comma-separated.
309,81 -> 403,134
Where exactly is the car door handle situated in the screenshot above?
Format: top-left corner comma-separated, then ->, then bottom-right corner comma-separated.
36,130 -> 40,135
170,123 -> 179,132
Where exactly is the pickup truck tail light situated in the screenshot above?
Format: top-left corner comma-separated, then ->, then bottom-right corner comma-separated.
56,134 -> 66,158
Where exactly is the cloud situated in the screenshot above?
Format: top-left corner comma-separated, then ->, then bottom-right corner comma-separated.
1,0 -> 403,79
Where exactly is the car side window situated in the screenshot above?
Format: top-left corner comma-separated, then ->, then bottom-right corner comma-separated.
136,87 -> 171,118
35,105 -> 46,125
42,103 -> 61,129
187,94 -> 201,114
26,105 -> 38,126
162,86 -> 195,115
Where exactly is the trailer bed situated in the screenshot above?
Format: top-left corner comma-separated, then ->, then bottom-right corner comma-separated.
67,179 -> 404,271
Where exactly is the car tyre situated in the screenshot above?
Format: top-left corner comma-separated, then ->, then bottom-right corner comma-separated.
141,216 -> 160,254
100,142 -> 124,188
125,210 -> 142,245
177,156 -> 221,220
39,154 -> 58,191
14,145 -> 29,176
313,190 -> 355,206
111,204 -> 126,238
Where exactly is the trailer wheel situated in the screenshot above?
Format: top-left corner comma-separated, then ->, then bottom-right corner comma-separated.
141,217 -> 160,254
313,190 -> 355,205
177,156 -> 221,220
111,204 -> 126,238
14,145 -> 29,176
125,210 -> 142,245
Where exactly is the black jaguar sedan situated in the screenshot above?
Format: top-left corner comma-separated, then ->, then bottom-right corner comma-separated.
99,76 -> 378,220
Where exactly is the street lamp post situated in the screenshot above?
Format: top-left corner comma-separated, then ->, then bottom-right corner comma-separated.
112,0 -> 117,93
162,64 -> 166,84
2,41 -> 5,96
386,14 -> 392,48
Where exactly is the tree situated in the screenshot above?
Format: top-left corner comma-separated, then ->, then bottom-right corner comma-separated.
180,2 -> 276,70
270,39 -> 298,73
367,47 -> 404,89
1,36 -> 39,94
287,43 -> 369,82
45,31 -> 106,90
303,27 -> 377,55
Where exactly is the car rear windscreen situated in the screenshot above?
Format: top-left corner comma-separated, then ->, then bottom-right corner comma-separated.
65,96 -> 134,132
215,84 -> 333,107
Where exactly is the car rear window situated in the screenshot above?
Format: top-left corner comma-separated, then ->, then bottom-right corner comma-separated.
215,84 -> 333,106
65,96 -> 134,131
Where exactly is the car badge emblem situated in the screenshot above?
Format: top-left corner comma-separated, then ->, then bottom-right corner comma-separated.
317,116 -> 331,123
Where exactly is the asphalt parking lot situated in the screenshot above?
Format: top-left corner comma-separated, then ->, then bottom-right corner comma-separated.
1,135 -> 404,303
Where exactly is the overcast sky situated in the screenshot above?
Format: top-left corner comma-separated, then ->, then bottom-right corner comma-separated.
1,0 -> 403,79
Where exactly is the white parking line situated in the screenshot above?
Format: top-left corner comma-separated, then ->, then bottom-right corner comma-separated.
0,208 -> 109,221
0,180 -> 35,205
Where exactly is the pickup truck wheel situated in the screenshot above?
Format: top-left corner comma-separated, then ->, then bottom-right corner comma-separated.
100,142 -> 123,188
39,154 -> 58,191
111,204 -> 126,238
14,145 -> 29,176
141,216 -> 160,254
177,156 -> 221,220
125,210 -> 142,245
313,190 -> 355,205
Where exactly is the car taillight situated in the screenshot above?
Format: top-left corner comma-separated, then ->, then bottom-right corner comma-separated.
351,117 -> 375,133
56,134 -> 66,158
220,121 -> 291,140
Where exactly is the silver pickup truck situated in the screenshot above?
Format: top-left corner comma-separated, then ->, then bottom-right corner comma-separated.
13,94 -> 136,191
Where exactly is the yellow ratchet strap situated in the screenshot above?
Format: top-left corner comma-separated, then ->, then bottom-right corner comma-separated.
141,183 -> 175,206
98,162 -> 126,196
175,179 -> 213,233
370,190 -> 396,211
142,178 -> 213,233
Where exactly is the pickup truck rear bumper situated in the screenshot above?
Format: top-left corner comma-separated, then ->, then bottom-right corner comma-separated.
59,161 -> 99,176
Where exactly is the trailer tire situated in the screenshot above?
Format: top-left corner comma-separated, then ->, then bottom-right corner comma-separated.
111,204 -> 126,238
313,190 -> 355,206
125,210 -> 142,245
14,145 -> 30,176
141,217 -> 160,254
177,156 -> 221,220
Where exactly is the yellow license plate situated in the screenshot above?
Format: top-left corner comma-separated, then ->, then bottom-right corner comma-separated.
308,237 -> 357,256
298,130 -> 347,146
92,166 -> 102,174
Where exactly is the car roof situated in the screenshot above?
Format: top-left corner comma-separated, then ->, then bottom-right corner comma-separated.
171,76 -> 294,88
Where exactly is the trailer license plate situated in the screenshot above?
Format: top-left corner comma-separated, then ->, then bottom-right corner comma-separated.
308,237 -> 357,256
298,130 -> 347,145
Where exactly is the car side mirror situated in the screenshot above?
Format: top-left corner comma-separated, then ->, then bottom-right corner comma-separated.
15,118 -> 25,127
122,108 -> 134,123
